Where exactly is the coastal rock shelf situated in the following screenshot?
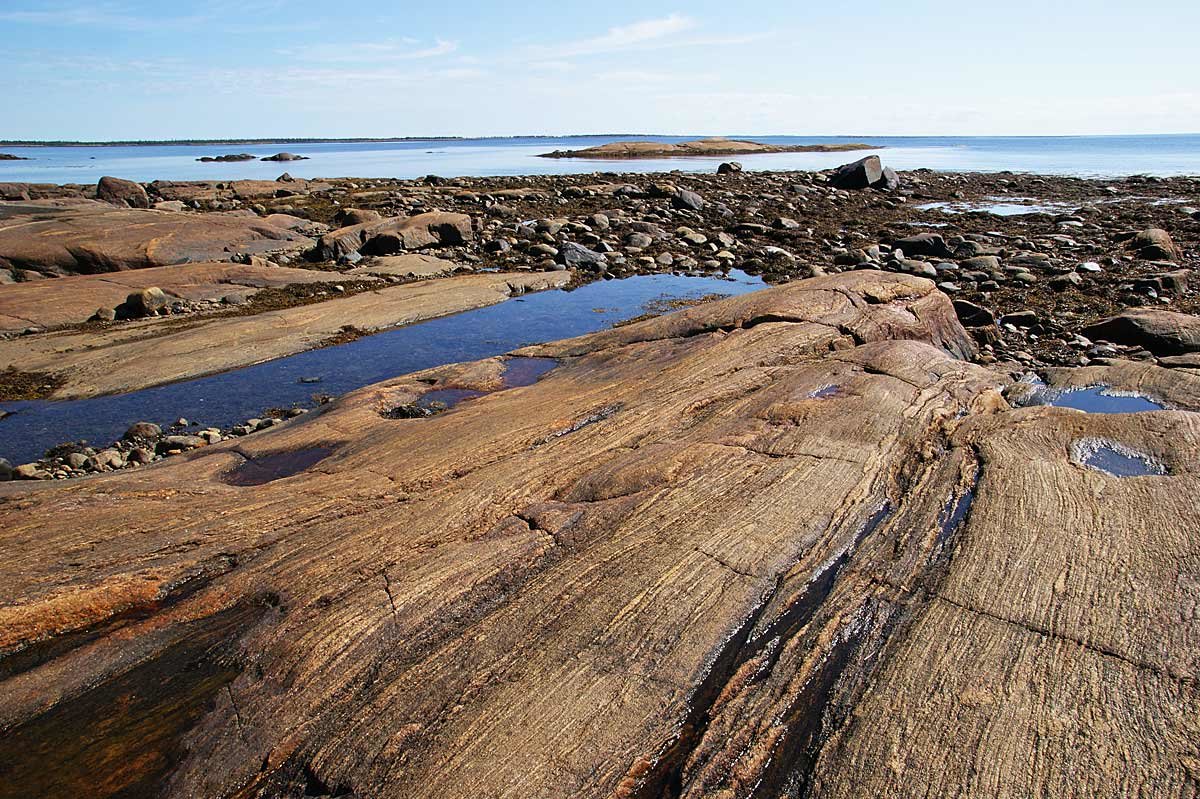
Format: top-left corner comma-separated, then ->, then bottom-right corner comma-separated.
0,270 -> 571,400
2,272 -> 1197,798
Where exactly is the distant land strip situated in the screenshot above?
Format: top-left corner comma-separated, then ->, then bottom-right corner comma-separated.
0,134 -> 881,148
539,137 -> 879,159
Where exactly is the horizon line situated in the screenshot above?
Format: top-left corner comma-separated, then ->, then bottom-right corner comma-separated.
3,132 -> 1199,148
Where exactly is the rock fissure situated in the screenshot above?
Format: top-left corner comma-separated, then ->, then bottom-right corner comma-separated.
933,592 -> 1196,688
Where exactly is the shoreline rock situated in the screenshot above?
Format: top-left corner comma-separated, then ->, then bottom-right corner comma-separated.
1,271 -> 1196,796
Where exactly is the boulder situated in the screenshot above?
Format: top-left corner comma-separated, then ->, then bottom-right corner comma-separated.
123,421 -> 163,441
1126,228 -> 1181,261
261,153 -> 309,162
334,208 -> 383,227
894,233 -> 954,259
672,189 -> 705,211
830,156 -> 883,190
157,434 -> 207,453
12,463 -> 48,480
117,287 -> 170,319
315,213 -> 474,260
557,242 -> 608,269
1081,309 -> 1200,355
96,176 -> 150,209
0,458 -> 11,481
0,183 -> 32,201
717,162 -> 743,175
876,165 -> 902,191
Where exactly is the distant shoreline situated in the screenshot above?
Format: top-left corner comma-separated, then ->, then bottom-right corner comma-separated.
0,134 -> 887,148
1,133 -> 1196,149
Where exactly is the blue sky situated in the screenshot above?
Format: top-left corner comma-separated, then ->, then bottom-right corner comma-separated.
1,0 -> 1197,140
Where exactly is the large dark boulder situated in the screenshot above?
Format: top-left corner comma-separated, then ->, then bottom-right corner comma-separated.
1082,309 -> 1200,355
96,176 -> 149,209
116,287 -> 170,319
829,156 -> 901,191
557,242 -> 608,270
894,233 -> 954,259
876,166 -> 901,191
672,189 -> 705,211
830,156 -> 883,189
953,299 -> 996,328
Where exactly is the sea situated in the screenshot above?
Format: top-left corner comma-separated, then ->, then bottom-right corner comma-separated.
1,134 -> 1198,184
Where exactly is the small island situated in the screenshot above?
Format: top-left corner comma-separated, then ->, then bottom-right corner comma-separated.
196,153 -> 256,162
0,153 -> 30,161
261,152 -> 309,162
538,136 -> 878,159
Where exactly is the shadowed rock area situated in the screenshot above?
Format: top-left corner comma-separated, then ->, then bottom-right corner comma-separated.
1,272 -> 1197,798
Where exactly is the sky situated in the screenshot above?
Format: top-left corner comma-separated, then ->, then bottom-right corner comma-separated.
1,0 -> 1197,140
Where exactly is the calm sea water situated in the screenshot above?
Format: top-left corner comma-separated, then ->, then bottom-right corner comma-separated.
1,135 -> 1198,184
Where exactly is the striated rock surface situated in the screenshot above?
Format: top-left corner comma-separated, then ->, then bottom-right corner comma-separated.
0,260 -> 356,331
0,272 -> 1197,798
0,270 -> 570,398
0,200 -> 312,276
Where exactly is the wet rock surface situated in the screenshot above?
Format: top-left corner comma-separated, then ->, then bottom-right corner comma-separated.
1,271 -> 1197,798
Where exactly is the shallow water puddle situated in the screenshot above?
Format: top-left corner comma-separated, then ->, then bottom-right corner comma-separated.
1026,384 -> 1166,413
416,388 -> 487,411
500,356 -> 559,388
383,357 -> 561,419
222,445 -> 337,486
918,197 -> 1070,216
1072,439 -> 1167,478
809,384 -> 841,399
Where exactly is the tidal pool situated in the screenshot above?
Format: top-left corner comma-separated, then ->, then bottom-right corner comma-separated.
1029,385 -> 1167,414
0,271 -> 763,465
1072,438 -> 1167,478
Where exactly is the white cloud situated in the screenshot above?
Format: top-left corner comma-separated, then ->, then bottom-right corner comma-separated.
277,38 -> 458,63
524,13 -> 699,58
